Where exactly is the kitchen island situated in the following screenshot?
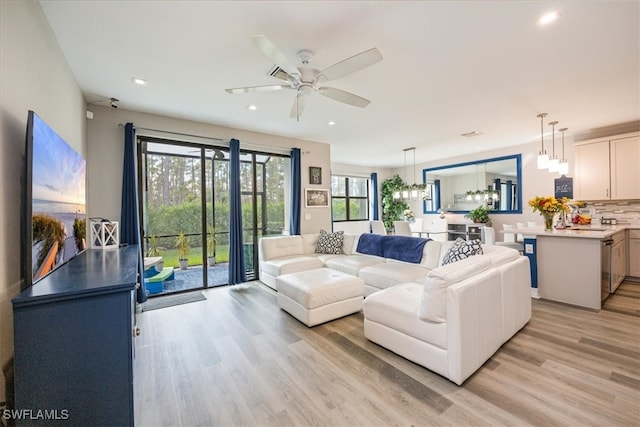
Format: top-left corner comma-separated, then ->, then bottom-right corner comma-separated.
520,223 -> 639,310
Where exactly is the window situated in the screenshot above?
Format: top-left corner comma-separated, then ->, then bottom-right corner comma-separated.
424,182 -> 436,212
331,176 -> 369,221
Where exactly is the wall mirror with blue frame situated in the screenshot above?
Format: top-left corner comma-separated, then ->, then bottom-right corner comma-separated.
423,154 -> 522,214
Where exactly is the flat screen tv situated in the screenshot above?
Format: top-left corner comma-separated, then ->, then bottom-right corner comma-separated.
23,110 -> 87,290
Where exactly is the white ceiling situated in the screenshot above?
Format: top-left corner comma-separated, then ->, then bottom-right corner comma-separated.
39,1 -> 639,168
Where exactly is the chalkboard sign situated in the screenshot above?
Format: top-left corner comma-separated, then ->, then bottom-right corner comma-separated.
554,175 -> 573,199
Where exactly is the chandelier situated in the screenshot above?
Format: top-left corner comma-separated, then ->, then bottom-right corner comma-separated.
392,147 -> 430,201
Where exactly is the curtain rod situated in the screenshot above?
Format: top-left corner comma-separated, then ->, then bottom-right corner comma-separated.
118,123 -> 227,143
117,123 -> 298,153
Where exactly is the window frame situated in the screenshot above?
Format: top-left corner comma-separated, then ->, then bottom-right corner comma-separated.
330,175 -> 370,222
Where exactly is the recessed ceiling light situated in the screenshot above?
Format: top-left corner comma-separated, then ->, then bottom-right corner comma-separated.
461,131 -> 482,137
327,121 -> 336,126
247,105 -> 257,111
538,10 -> 559,26
132,77 -> 147,86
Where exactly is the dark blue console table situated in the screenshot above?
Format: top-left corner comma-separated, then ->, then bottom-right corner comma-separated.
12,246 -> 138,426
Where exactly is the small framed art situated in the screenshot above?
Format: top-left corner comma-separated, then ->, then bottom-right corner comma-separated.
309,166 -> 322,185
305,188 -> 329,207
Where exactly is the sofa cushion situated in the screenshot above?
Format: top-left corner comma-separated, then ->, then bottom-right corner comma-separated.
342,234 -> 359,255
363,282 -> 447,349
260,256 -> 324,277
420,256 -> 491,323
316,230 -> 344,254
326,255 -> 385,276
260,235 -> 304,261
359,262 -> 429,291
419,240 -> 444,270
441,238 -> 483,265
301,233 -> 320,254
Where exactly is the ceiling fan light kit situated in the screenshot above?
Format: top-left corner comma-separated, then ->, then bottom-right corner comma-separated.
226,35 -> 382,121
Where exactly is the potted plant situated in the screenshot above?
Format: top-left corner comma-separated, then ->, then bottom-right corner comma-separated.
381,174 -> 409,231
207,226 -> 217,267
146,235 -> 165,270
465,205 -> 491,224
175,231 -> 190,270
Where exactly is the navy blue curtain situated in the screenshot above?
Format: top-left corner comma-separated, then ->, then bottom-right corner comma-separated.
228,139 -> 247,285
506,180 -> 513,211
434,179 -> 441,212
370,172 -> 379,220
120,123 -> 146,302
290,148 -> 301,235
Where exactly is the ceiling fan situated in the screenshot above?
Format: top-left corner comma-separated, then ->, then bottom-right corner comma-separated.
226,35 -> 383,120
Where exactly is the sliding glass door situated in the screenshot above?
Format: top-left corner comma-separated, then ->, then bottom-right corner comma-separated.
139,138 -> 288,295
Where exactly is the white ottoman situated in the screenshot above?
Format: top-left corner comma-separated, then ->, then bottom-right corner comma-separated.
276,268 -> 365,327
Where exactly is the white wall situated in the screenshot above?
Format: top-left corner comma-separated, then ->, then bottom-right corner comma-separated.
0,0 -> 87,401
87,106 -> 333,235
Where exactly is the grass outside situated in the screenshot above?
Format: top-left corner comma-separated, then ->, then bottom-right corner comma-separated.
154,245 -> 230,268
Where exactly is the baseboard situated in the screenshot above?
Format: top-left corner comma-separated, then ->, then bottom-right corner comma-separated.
530,288 -> 541,299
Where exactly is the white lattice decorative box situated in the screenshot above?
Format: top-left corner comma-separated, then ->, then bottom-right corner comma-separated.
90,220 -> 119,249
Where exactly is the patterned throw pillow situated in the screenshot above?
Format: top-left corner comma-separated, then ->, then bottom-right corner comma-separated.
316,230 -> 344,254
441,238 -> 483,265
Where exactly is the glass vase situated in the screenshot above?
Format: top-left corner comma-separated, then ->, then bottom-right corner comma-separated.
542,212 -> 554,231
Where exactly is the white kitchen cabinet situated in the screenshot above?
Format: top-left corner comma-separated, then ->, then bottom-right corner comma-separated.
574,140 -> 610,200
628,229 -> 640,278
611,136 -> 640,199
574,132 -> 640,201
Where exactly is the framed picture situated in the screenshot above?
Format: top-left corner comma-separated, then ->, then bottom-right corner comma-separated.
309,166 -> 322,185
305,188 -> 329,207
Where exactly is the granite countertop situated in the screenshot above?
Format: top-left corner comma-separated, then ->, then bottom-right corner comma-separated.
520,223 -> 640,239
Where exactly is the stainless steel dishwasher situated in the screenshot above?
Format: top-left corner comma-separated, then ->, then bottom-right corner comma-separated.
601,237 -> 613,302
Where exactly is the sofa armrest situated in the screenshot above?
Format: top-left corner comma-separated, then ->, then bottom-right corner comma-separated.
445,268 -> 503,385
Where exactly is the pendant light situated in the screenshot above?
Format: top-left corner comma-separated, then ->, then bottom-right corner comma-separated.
558,127 -> 569,175
402,148 -> 410,200
537,113 -> 549,169
547,121 -> 559,172
409,148 -> 421,200
396,147 -> 428,201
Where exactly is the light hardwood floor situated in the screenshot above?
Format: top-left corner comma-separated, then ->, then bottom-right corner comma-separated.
134,281 -> 640,426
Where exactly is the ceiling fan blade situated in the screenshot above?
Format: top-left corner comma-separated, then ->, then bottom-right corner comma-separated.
225,84 -> 288,94
252,35 -> 299,76
318,87 -> 370,108
320,48 -> 382,81
290,90 -> 310,121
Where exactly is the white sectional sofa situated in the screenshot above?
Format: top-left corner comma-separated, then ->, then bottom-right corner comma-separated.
258,232 -> 531,385
260,232 -> 445,295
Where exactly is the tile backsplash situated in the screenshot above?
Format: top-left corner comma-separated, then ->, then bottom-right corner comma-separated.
583,200 -> 640,224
